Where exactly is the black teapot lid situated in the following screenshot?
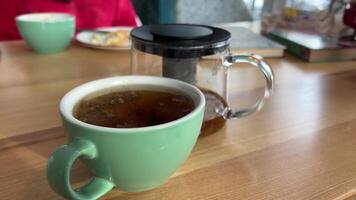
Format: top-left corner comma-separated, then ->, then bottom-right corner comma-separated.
130,24 -> 231,58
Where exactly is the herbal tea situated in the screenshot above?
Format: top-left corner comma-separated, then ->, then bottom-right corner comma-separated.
74,86 -> 195,128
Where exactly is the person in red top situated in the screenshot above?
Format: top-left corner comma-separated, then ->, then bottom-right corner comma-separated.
0,0 -> 138,41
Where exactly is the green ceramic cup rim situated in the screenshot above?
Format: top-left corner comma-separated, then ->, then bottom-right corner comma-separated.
15,12 -> 75,23
60,75 -> 205,134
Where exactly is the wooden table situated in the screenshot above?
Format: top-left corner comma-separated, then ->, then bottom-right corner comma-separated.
1,41 -> 356,200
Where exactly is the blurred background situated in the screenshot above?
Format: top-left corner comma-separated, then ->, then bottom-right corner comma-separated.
132,0 -> 353,37
132,0 -> 263,24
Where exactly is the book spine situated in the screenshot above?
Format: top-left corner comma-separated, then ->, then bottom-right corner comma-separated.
265,32 -> 311,61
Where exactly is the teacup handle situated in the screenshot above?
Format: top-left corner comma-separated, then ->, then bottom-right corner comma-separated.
221,53 -> 274,119
47,138 -> 114,200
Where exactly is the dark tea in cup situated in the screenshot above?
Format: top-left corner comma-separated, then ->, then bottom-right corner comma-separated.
74,85 -> 195,128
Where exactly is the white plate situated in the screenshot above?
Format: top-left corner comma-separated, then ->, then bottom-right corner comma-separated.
75,26 -> 132,50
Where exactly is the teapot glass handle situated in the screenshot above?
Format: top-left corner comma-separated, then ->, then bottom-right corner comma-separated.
221,53 -> 274,119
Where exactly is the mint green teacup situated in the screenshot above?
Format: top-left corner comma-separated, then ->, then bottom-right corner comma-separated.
16,13 -> 75,54
47,76 -> 205,200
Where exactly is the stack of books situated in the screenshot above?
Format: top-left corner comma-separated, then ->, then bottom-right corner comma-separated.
265,30 -> 356,62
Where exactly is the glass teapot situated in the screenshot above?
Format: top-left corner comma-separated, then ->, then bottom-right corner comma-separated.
130,24 -> 274,136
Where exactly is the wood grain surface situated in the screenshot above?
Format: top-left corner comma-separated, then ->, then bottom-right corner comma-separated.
1,41 -> 356,200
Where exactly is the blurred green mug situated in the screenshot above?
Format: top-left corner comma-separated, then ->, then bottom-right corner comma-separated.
47,76 -> 205,200
16,13 -> 75,54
